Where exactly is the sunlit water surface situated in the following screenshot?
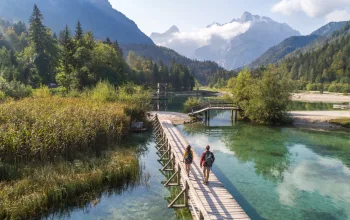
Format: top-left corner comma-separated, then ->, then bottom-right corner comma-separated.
178,110 -> 350,220
51,97 -> 349,220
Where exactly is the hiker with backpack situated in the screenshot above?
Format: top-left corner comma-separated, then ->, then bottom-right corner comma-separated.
200,145 -> 215,184
183,145 -> 194,177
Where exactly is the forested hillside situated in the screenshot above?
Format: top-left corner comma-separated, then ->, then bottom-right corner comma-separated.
0,0 -> 153,44
121,44 -> 235,86
249,21 -> 347,68
281,23 -> 350,91
0,4 -> 196,97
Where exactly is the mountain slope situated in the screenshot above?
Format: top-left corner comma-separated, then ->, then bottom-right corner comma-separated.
150,12 -> 300,70
121,44 -> 233,84
0,0 -> 153,44
248,21 -> 347,68
278,22 -> 350,87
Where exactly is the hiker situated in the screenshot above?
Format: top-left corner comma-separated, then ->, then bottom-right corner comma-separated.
183,145 -> 194,177
200,145 -> 215,184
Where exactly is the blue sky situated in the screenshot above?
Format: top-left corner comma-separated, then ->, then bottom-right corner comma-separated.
110,0 -> 350,36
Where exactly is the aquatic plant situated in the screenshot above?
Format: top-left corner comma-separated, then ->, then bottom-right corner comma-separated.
0,149 -> 140,219
0,96 -> 130,162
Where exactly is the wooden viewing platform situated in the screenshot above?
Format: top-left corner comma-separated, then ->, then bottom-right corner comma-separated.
153,114 -> 250,220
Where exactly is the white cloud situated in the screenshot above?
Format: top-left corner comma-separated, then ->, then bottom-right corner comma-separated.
272,0 -> 350,17
277,150 -> 350,210
326,9 -> 350,22
152,22 -> 251,58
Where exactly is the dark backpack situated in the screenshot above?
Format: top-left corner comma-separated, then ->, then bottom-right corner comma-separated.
205,152 -> 213,167
185,150 -> 193,163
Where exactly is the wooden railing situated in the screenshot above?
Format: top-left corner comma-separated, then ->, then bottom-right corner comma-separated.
153,115 -> 211,220
189,101 -> 237,114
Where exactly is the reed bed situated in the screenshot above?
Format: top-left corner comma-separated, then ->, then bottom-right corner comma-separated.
0,97 -> 131,162
0,149 -> 140,219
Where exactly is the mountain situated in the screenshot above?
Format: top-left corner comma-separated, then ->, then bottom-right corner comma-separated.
0,0 -> 153,44
121,44 -> 233,84
276,22 -> 350,89
310,21 -> 348,37
248,21 -> 348,68
150,12 -> 300,70
150,25 -> 180,40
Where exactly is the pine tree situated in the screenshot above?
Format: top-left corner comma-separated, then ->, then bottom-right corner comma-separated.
75,21 -> 83,42
152,63 -> 159,86
29,4 -> 45,54
112,40 -> 124,57
56,25 -> 76,89
104,37 -> 112,45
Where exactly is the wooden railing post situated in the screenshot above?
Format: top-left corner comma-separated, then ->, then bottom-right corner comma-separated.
184,181 -> 189,207
177,164 -> 181,185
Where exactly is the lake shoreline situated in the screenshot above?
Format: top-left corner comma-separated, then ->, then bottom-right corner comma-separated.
290,111 -> 350,130
292,92 -> 350,103
151,110 -> 350,130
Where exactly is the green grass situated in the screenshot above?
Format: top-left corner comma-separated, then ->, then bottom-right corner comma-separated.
0,149 -> 140,219
330,118 -> 350,128
0,82 -> 152,218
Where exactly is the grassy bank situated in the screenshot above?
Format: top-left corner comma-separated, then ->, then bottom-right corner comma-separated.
0,149 -> 140,219
0,82 -> 152,218
0,82 -> 151,163
330,118 -> 350,128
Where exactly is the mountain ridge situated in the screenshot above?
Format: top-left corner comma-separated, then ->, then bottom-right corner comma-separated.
248,21 -> 348,68
0,0 -> 154,44
150,12 -> 300,70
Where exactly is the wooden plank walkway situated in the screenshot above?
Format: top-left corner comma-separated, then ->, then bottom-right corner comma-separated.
155,115 -> 250,220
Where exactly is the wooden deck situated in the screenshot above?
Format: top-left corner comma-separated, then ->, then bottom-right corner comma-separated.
153,115 -> 250,220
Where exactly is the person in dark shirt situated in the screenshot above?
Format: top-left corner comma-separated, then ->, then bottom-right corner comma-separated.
200,145 -> 215,184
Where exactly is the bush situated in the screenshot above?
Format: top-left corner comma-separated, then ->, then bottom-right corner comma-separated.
90,81 -> 118,102
328,83 -> 350,93
33,85 -> 51,98
0,76 -> 32,99
184,97 -> 201,113
0,91 -> 6,102
233,67 -> 292,124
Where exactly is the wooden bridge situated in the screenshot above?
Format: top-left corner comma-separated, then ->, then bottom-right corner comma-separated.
188,101 -> 240,122
152,114 -> 250,220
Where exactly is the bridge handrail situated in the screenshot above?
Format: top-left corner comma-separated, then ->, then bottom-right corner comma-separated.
161,120 -> 212,220
189,101 -> 237,113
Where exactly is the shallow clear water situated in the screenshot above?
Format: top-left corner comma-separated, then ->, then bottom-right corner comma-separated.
178,110 -> 350,220
52,133 -> 178,220
54,97 -> 349,220
288,101 -> 340,111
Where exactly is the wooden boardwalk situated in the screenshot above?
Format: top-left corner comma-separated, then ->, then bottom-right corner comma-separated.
153,115 -> 250,220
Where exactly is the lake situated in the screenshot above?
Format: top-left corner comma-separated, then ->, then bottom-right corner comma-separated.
54,97 -> 350,220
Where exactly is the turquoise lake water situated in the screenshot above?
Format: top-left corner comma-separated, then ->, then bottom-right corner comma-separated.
178,110 -> 350,220
53,97 -> 350,220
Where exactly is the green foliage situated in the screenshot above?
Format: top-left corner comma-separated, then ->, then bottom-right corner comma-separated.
121,44 -> 235,85
0,91 -> 6,102
183,97 -> 201,113
90,81 -> 118,102
0,76 -> 32,99
33,85 -> 51,98
127,51 -> 195,90
232,67 -> 292,124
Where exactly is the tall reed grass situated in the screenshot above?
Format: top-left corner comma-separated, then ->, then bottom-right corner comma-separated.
0,97 -> 130,162
0,149 -> 140,219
